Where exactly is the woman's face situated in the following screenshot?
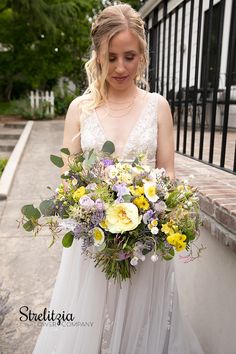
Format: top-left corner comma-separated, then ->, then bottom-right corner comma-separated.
99,29 -> 142,91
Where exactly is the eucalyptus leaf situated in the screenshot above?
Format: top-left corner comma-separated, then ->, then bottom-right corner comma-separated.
162,248 -> 175,260
50,155 -> 64,168
23,220 -> 35,232
39,199 -> 55,216
60,148 -> 70,155
102,141 -> 115,154
122,194 -> 132,202
21,204 -> 41,219
62,231 -> 74,248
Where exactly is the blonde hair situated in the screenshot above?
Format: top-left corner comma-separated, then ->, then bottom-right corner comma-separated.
83,3 -> 149,112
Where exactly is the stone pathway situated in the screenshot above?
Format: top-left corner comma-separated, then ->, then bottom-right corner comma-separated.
0,121 -> 64,354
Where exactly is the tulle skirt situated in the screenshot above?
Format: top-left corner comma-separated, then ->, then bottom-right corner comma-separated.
33,239 -> 204,354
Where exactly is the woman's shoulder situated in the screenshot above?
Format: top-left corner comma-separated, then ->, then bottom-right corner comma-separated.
68,93 -> 92,110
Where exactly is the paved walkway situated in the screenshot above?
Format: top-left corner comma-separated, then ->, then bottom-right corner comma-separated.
0,121 -> 64,354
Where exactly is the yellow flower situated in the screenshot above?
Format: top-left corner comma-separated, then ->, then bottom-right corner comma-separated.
162,224 -> 174,235
175,241 -> 187,252
173,232 -> 187,242
99,219 -> 108,230
166,232 -> 187,251
166,235 -> 177,245
151,219 -> 158,227
144,182 -> 158,202
105,203 -> 141,233
93,227 -> 105,246
72,186 -> 86,202
133,196 -> 150,210
129,185 -> 144,196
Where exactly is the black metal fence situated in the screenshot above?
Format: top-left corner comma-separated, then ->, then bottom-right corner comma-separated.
143,0 -> 236,174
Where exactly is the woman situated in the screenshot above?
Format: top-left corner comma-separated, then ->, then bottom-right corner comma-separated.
33,4 -> 204,354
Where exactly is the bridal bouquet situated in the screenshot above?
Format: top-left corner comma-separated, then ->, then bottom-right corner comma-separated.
20,141 -> 203,282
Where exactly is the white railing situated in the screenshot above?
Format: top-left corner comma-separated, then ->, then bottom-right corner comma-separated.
30,90 -> 54,115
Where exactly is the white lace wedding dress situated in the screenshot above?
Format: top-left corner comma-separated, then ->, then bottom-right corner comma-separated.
33,92 -> 204,354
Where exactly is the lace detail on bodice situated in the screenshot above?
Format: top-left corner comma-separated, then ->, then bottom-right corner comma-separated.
80,92 -> 159,167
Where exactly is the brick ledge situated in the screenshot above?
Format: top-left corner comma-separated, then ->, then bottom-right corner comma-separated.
175,153 -> 236,253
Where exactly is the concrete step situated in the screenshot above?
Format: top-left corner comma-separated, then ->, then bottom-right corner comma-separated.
0,140 -> 16,152
0,151 -> 10,159
0,133 -> 21,139
3,123 -> 25,129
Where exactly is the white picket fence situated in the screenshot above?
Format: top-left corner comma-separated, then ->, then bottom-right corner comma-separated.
30,90 -> 54,115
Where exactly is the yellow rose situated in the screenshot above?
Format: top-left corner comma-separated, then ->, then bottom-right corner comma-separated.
105,203 -> 141,233
72,186 -> 86,202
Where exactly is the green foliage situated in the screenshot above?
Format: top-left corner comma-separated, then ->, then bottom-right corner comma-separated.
62,231 -> 74,247
54,93 -> 75,115
14,99 -> 54,120
21,204 -> 41,220
39,199 -> 55,217
0,0 -> 101,101
102,141 -> 115,154
50,154 -> 64,168
0,158 -> 8,177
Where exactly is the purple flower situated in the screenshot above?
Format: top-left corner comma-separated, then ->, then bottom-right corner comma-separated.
154,201 -> 166,214
95,198 -> 104,211
118,251 -> 129,260
90,209 -> 105,226
74,223 -> 87,239
79,195 -> 95,209
113,183 -> 130,198
86,183 -> 97,191
143,210 -> 154,224
102,158 -> 114,167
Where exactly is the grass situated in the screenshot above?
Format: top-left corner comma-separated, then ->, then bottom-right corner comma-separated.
0,99 -> 28,115
0,158 -> 8,177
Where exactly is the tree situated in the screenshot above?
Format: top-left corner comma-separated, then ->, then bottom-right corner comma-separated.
0,0 -> 100,100
0,0 -> 144,101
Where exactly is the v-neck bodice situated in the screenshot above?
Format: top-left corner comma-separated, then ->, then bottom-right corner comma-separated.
80,92 -> 160,167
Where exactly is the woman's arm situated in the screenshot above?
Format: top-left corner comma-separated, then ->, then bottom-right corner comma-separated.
61,97 -> 82,176
156,95 -> 175,179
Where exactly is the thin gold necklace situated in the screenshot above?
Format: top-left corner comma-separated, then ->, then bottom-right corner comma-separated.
105,91 -> 137,118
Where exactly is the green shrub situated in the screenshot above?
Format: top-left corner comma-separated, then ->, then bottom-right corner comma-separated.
15,100 -> 54,120
0,159 -> 8,177
54,94 -> 76,116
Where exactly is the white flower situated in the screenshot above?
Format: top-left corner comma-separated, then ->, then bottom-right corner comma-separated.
72,178 -> 77,186
151,254 -> 159,262
59,219 -> 77,231
130,256 -> 139,266
144,182 -> 158,202
63,171 -> 69,176
93,227 -> 105,246
150,226 -> 159,235
106,165 -> 118,179
105,203 -> 141,233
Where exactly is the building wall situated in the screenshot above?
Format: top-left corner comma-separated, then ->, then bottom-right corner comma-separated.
175,226 -> 236,354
